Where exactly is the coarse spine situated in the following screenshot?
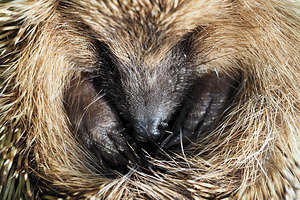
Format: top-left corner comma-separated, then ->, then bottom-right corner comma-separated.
0,0 -> 299,199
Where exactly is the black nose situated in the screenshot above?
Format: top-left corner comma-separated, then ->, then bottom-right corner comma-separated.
134,118 -> 164,142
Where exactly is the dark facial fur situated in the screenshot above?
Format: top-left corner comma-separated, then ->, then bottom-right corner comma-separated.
65,38 -> 236,168
62,0 -> 239,170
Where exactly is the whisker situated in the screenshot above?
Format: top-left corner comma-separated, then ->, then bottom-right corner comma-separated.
179,128 -> 191,168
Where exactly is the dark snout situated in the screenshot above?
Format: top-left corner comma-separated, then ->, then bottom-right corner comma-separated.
133,117 -> 167,142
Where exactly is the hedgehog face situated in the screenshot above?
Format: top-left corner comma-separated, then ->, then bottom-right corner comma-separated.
64,3 -> 237,168
66,38 -> 235,168
93,41 -> 195,143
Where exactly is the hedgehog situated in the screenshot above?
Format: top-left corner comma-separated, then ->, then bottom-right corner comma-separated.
0,0 -> 299,199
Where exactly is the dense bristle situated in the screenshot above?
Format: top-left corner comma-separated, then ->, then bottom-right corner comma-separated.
0,0 -> 299,199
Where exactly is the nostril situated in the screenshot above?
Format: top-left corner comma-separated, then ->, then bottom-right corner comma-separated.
133,118 -> 164,142
149,129 -> 161,141
158,121 -> 168,130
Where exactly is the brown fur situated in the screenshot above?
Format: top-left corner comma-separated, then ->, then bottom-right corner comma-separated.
0,0 -> 299,199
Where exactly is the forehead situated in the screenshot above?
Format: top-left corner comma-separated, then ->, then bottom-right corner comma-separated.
60,0 -> 225,65
76,0 -> 188,35
76,1 -> 187,58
